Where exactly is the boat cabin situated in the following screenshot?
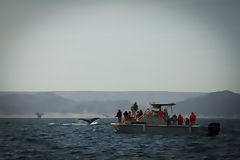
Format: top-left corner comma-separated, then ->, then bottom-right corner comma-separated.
125,103 -> 176,125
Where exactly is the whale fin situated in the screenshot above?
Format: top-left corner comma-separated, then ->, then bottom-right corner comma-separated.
78,118 -> 99,124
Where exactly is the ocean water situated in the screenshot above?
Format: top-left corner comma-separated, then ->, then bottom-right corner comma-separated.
0,118 -> 240,160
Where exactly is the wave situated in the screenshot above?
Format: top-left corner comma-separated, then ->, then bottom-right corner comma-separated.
48,122 -> 88,126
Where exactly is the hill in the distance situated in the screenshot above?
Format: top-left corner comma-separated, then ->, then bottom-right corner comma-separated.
0,90 -> 239,118
54,91 -> 205,106
174,90 -> 240,118
0,92 -> 131,117
0,92 -> 77,114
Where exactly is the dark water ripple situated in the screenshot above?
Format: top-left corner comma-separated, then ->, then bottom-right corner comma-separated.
0,118 -> 240,160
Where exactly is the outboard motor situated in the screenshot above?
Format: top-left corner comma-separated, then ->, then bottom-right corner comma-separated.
208,123 -> 220,136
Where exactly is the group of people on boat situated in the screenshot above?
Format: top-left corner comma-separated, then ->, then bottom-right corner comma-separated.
162,110 -> 196,125
170,114 -> 184,125
121,110 -> 144,121
115,102 -> 197,125
117,102 -> 144,122
123,111 -> 132,121
115,102 -> 140,123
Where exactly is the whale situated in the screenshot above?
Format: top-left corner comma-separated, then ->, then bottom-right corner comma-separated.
78,118 -> 100,124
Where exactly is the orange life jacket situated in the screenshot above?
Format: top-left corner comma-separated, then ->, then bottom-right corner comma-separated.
136,113 -> 139,119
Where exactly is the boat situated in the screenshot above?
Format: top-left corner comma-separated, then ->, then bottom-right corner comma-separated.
111,103 -> 220,136
35,112 -> 43,118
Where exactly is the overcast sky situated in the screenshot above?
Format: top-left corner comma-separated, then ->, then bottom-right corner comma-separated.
0,0 -> 239,92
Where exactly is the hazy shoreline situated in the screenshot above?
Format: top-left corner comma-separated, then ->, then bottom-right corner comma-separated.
0,113 -> 239,119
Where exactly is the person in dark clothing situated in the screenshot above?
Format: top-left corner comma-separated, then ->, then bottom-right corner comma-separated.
115,109 -> 122,123
123,111 -> 128,121
185,117 -> 189,125
139,110 -> 143,117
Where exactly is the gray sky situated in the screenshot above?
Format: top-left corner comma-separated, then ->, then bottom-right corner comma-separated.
0,0 -> 240,92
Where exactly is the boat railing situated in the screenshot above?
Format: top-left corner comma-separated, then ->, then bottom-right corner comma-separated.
137,114 -> 144,120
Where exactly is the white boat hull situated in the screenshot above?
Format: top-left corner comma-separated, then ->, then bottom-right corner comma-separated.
111,123 -> 208,135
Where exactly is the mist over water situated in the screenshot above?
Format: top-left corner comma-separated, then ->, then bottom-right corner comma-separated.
0,118 -> 240,160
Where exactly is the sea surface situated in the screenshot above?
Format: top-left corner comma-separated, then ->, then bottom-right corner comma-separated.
0,118 -> 240,160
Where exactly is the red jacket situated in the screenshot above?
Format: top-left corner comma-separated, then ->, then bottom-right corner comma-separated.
178,116 -> 183,125
190,113 -> 196,122
127,113 -> 131,120
158,111 -> 164,117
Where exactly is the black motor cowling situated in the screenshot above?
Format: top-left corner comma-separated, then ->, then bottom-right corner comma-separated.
208,123 -> 220,136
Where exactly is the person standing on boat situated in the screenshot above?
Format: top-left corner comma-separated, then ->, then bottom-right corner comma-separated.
136,110 -> 143,119
189,112 -> 196,125
185,117 -> 189,125
177,114 -> 183,125
172,114 -> 177,125
135,111 -> 139,120
131,102 -> 138,119
139,110 -> 143,117
163,109 -> 168,121
123,111 -> 128,121
115,109 -> 122,123
158,109 -> 164,117
127,111 -> 132,120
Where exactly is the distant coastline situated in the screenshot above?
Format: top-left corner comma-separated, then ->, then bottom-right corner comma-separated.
0,90 -> 239,118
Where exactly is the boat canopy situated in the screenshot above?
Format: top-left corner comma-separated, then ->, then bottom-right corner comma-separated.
150,103 -> 176,108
